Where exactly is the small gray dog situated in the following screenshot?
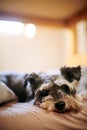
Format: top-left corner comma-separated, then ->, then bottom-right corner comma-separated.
0,66 -> 86,113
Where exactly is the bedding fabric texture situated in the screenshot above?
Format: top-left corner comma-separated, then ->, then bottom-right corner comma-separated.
0,99 -> 87,130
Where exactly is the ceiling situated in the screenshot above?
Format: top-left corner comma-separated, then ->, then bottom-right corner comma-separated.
0,0 -> 87,23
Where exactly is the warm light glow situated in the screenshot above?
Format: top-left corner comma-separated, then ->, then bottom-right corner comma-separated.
24,23 -> 36,38
76,21 -> 87,55
0,20 -> 24,34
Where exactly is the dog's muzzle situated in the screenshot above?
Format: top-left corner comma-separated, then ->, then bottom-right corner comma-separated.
55,101 -> 65,112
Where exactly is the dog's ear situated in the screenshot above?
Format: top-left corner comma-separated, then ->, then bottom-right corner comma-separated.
60,66 -> 81,82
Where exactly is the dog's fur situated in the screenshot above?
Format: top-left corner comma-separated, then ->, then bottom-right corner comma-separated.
0,72 -> 41,102
77,66 -> 87,99
33,66 -> 83,112
0,66 -> 87,113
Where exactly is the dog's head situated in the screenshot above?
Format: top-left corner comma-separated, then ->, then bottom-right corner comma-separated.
34,66 -> 82,112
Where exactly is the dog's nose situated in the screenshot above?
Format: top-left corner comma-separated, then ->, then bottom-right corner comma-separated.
55,101 -> 65,111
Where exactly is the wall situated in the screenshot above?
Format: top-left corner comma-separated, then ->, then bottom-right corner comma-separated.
67,20 -> 87,66
0,25 -> 71,73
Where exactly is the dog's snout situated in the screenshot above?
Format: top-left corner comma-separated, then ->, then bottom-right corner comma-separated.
55,101 -> 65,111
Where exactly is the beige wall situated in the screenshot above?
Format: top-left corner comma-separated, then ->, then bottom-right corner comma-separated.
0,23 -> 87,73
0,25 -> 71,73
67,20 -> 87,67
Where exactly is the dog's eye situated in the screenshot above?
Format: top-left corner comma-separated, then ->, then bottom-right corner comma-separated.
61,84 -> 70,94
40,89 -> 49,97
34,89 -> 49,104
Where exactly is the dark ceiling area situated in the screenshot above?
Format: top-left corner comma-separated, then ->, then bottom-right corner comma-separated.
0,0 -> 87,25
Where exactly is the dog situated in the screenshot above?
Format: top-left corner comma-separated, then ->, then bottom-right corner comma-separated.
32,66 -> 85,113
0,66 -> 86,113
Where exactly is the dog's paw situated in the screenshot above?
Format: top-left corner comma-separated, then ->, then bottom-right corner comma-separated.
40,100 -> 55,111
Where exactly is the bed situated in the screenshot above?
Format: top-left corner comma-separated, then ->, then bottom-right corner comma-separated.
0,67 -> 87,130
0,98 -> 87,130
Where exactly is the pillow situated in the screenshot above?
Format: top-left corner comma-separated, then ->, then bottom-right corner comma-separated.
0,80 -> 17,104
